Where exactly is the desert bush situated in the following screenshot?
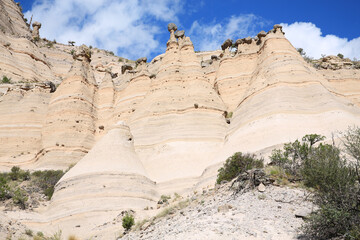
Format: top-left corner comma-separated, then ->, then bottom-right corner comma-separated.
301,144 -> 355,193
9,166 -> 30,181
12,187 -> 28,209
216,152 -> 264,184
25,229 -> 33,236
270,134 -> 325,176
343,126 -> 360,173
337,53 -> 344,59
32,170 -> 64,199
1,75 -> 11,84
122,214 -> 135,231
0,176 -> 10,200
299,130 -> 360,239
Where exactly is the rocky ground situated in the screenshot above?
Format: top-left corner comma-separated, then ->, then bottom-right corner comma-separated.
121,181 -> 314,240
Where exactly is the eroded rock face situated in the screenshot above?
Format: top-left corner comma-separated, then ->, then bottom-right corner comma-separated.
32,21 -> 41,39
0,6 -> 359,238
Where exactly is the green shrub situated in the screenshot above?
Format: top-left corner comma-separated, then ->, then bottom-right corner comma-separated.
270,134 -> 325,176
32,170 -> 64,200
12,187 -> 27,209
343,126 -> 360,170
301,144 -> 356,193
9,166 -> 30,181
337,53 -> 344,59
298,130 -> 360,240
122,214 -> 135,231
25,229 -> 33,236
1,76 -> 11,84
216,152 -> 263,184
0,176 -> 10,200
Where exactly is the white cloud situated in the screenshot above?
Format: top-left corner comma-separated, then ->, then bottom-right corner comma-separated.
188,14 -> 269,51
25,0 -> 183,59
282,22 -> 360,59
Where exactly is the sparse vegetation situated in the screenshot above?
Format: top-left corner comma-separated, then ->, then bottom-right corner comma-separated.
46,41 -> 54,48
268,131 -> 360,239
0,168 -> 65,209
32,170 -> 65,200
122,214 -> 135,231
25,229 -> 33,236
1,75 -> 11,84
216,152 -> 264,184
337,53 -> 344,59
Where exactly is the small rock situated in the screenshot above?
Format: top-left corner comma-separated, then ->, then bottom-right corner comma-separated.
258,183 -> 266,192
295,209 -> 312,219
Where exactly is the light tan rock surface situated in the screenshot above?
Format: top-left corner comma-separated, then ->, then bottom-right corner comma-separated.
0,2 -> 360,238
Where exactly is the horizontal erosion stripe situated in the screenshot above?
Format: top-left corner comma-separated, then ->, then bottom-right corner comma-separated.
327,78 -> 360,82
7,48 -> 51,68
134,137 -> 224,149
215,74 -> 253,83
236,80 -> 328,108
115,93 -> 147,104
51,192 -> 158,205
226,109 -> 360,137
49,95 -> 95,106
23,203 -> 151,225
45,109 -> 97,120
0,147 -> 89,165
0,124 -> 43,129
130,106 -> 225,123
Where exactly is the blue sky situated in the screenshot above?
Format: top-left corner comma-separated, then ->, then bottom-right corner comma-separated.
19,0 -> 360,61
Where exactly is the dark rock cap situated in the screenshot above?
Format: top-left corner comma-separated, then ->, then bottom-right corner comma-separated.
167,23 -> 177,32
32,21 -> 41,27
175,30 -> 185,38
221,39 -> 233,50
257,30 -> 267,38
136,57 -> 147,64
121,64 -> 133,74
243,37 -> 252,44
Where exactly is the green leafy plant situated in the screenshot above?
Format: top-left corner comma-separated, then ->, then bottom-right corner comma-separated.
272,131 -> 360,239
337,53 -> 344,59
0,176 -> 10,200
32,170 -> 64,199
270,134 -> 325,176
122,214 -> 135,231
12,187 -> 28,209
217,152 -> 263,184
1,76 -> 11,84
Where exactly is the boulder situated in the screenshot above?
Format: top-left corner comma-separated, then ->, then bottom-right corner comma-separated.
167,23 -> 177,32
221,39 -> 233,50
136,57 -> 147,65
121,64 -> 133,74
175,30 -> 185,39
235,39 -> 243,46
274,24 -> 282,30
73,45 -> 91,62
257,30 -> 267,39
46,81 -> 56,93
243,37 -> 252,44
211,55 -> 219,61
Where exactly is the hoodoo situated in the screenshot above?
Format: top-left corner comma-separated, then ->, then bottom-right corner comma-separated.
0,0 -> 359,238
